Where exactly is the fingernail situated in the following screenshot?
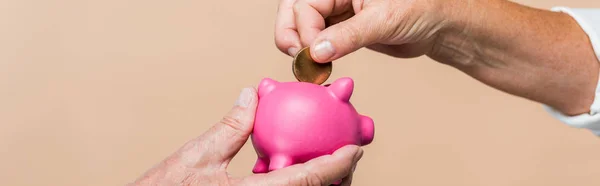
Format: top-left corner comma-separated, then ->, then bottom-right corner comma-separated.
234,88 -> 253,108
313,40 -> 335,61
288,47 -> 299,56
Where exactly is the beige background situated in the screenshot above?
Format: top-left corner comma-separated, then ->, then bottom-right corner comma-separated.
1,0 -> 600,185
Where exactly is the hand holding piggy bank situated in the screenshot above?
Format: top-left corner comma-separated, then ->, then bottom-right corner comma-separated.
251,77 -> 375,174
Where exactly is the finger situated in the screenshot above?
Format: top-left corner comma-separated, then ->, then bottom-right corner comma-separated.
293,0 -> 328,47
339,163 -> 357,186
253,145 -> 364,185
275,0 -> 302,56
310,7 -> 384,63
293,0 -> 353,47
325,10 -> 354,27
177,88 -> 259,167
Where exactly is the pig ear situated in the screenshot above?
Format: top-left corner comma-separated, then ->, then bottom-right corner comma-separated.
328,77 -> 354,102
258,78 -> 278,97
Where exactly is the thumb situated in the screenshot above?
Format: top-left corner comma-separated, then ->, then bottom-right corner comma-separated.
309,8 -> 383,62
178,87 -> 259,166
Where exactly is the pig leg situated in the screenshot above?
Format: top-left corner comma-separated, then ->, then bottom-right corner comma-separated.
359,115 -> 375,145
268,155 -> 294,171
252,157 -> 269,173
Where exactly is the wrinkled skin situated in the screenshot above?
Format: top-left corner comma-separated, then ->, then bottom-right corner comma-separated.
275,0 -> 599,116
128,88 -> 363,186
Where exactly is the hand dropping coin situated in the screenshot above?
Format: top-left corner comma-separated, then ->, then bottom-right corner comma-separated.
292,47 -> 332,85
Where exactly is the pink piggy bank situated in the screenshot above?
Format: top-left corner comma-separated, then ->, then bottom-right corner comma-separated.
251,77 -> 375,174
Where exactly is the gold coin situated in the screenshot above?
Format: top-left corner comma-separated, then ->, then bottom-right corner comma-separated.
292,47 -> 332,85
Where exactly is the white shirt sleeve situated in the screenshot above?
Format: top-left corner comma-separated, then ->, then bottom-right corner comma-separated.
544,7 -> 600,135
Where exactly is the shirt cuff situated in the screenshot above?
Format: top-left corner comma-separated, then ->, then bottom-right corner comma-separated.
544,7 -> 600,135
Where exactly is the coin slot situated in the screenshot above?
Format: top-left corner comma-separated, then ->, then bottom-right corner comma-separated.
323,84 -> 331,87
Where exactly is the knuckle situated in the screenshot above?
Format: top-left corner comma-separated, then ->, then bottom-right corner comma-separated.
339,24 -> 362,48
219,115 -> 246,137
382,3 -> 400,21
307,171 -> 326,186
278,0 -> 296,12
296,169 -> 326,186
292,1 -> 303,14
378,7 -> 399,28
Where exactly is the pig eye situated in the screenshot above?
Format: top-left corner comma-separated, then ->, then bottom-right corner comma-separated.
323,84 -> 331,87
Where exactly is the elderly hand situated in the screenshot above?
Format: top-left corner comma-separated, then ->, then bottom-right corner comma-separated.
128,88 -> 363,186
274,0 -> 456,61
275,0 -> 600,116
